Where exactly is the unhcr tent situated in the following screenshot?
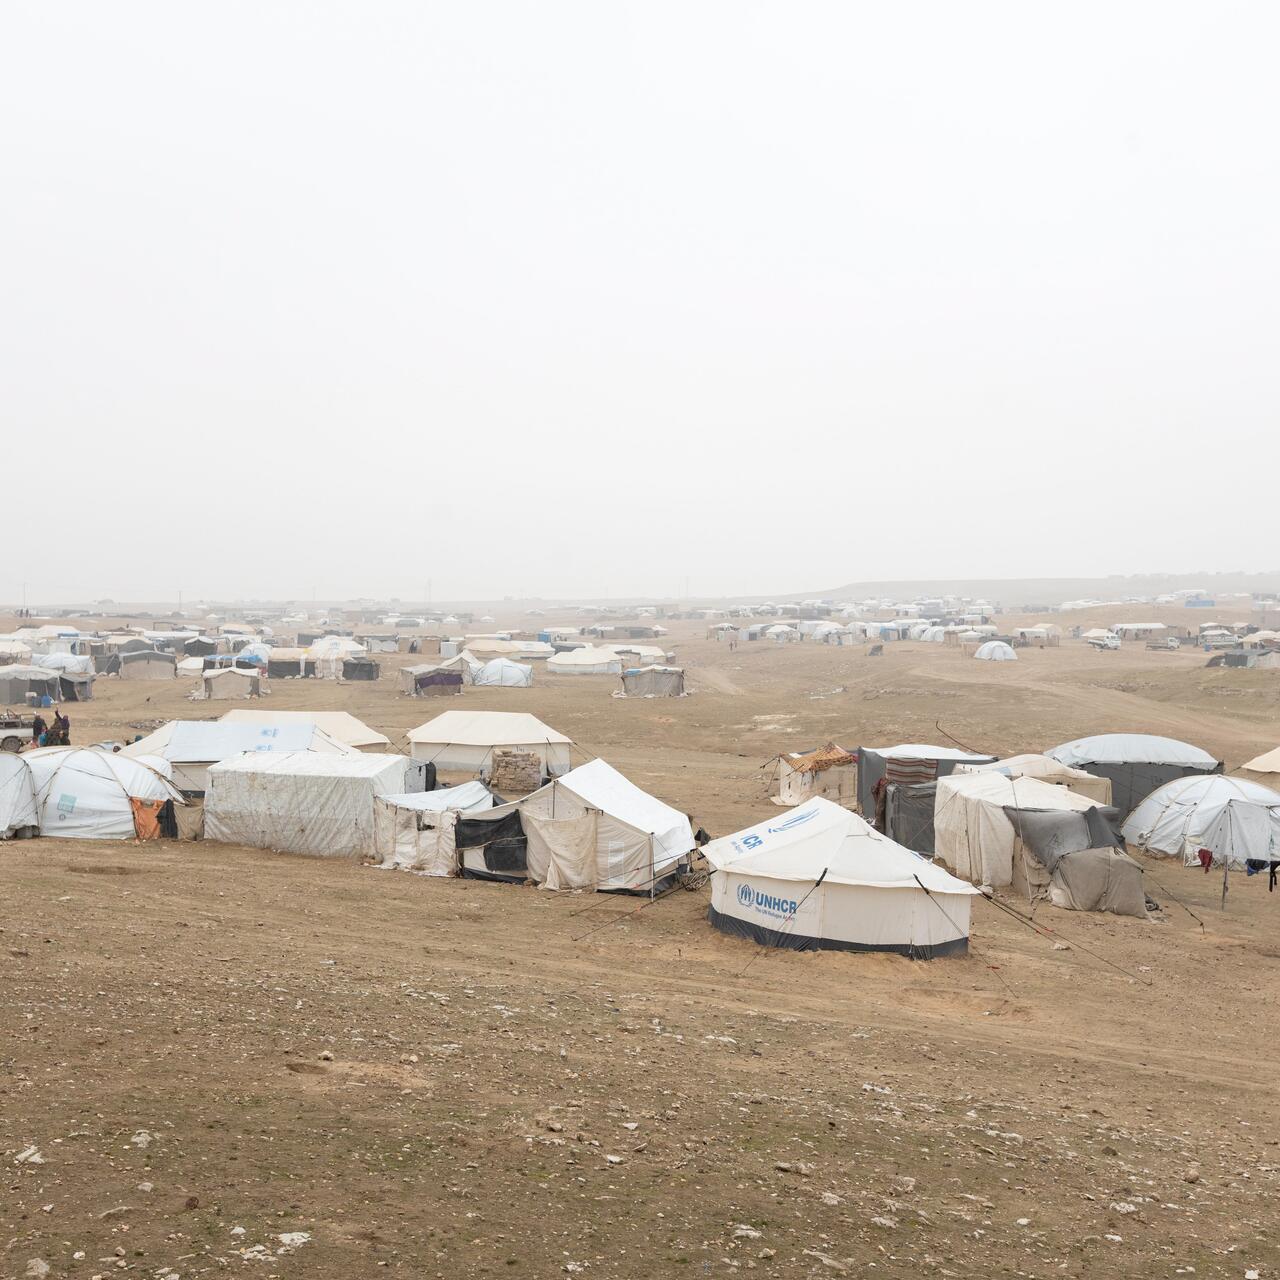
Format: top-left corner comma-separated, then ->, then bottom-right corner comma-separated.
122,719 -> 354,793
1122,775 -> 1280,869
25,748 -> 184,840
547,647 -> 623,675
1238,746 -> 1280,787
934,771 -> 1099,887
205,752 -> 422,857
0,665 -> 60,705
771,743 -> 856,807
374,781 -> 495,874
619,666 -> 685,697
704,797 -> 977,957
408,710 -> 573,778
1045,734 -> 1222,816
856,744 -> 998,819
455,759 -> 694,892
974,640 -> 1017,662
474,657 -> 534,688
954,753 -> 1113,805
0,753 -> 39,838
219,709 -> 390,750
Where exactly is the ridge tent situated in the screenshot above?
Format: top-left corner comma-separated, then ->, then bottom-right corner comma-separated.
1045,734 -> 1222,817
24,747 -> 184,840
265,648 -> 314,678
341,655 -> 380,681
455,758 -> 694,892
703,797 -> 977,957
1122,775 -> 1280,869
374,781 -> 496,874
953,753 -> 1112,805
771,743 -> 856,807
219,709 -> 390,750
407,710 -> 573,778
121,719 -> 355,793
619,666 -> 685,698
0,753 -> 39,838
24,655 -> 94,701
473,657 -> 534,688
400,663 -> 464,696
974,640 -> 1017,661
1238,746 -> 1280,787
205,752 -> 424,857
934,770 -> 1099,887
856,744 -> 998,820
116,650 -> 176,680
547,647 -> 623,675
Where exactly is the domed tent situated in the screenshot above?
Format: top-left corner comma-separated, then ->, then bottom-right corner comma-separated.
24,747 -> 184,840
1122,775 -> 1280,869
974,640 -> 1017,661
0,753 -> 38,838
1045,734 -> 1223,817
704,797 -> 977,957
473,657 -> 534,688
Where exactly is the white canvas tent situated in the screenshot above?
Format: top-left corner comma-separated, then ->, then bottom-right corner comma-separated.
1238,746 -> 1280,786
0,753 -> 39,838
547,647 -> 623,675
205,751 -> 418,857
0,664 -> 60,705
24,747 -> 183,840
374,781 -> 495,874
121,719 -> 355,792
934,771 -> 1098,887
456,758 -> 694,892
219,709 -> 390,750
197,667 -> 263,700
473,657 -> 534,687
408,710 -> 573,777
1122,775 -> 1280,869
704,797 -> 977,957
953,753 -> 1113,805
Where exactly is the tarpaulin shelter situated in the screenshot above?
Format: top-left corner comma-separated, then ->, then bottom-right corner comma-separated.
115,649 -> 176,681
974,640 -> 1017,661
28,653 -> 94,701
373,781 -> 496,874
24,747 -> 184,840
1122,774 -> 1280,869
400,664 -> 464,696
408,710 -> 573,778
619,666 -> 685,697
856,744 -> 997,820
205,752 -> 424,857
473,658 -> 534,688
341,655 -> 380,681
704,797 -> 977,957
771,743 -> 856,807
0,753 -> 39,838
219,709 -> 390,750
0,665 -> 60,705
198,667 -> 263,700
454,758 -> 694,892
1045,734 -> 1223,817
934,770 -> 1099,887
547,647 -> 623,675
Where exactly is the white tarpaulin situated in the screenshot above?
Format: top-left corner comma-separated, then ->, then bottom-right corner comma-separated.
0,753 -> 39,837
219,708 -> 390,749
1122,774 -> 1280,868
25,747 -> 183,840
953,754 -> 1113,805
934,771 -> 1097,887
703,797 -> 976,957
408,710 -> 572,776
373,782 -> 495,874
974,640 -> 1017,661
547,647 -> 624,675
473,658 -> 534,687
205,751 -> 413,857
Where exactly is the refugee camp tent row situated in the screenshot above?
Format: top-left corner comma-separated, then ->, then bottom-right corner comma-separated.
704,798 -> 978,957
1045,734 -> 1223,817
408,711 -> 573,779
450,759 -> 695,893
771,744 -> 856,807
204,752 -> 427,857
1122,775 -> 1280,870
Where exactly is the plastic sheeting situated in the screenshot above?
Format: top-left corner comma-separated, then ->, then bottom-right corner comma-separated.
24,748 -> 183,840
0,753 -> 39,837
1122,774 -> 1280,868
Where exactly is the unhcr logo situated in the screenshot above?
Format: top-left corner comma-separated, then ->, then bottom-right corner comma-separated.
737,882 -> 755,908
766,807 -> 820,835
736,881 -> 800,916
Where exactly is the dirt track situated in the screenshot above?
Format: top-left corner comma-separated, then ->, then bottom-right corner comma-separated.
3,610 -> 1279,1277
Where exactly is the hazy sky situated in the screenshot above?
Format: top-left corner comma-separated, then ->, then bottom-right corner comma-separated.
3,3 -> 1277,604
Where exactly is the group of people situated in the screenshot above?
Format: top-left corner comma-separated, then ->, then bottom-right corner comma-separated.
30,710 -> 71,747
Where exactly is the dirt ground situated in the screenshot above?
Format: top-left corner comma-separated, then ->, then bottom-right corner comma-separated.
3,611 -> 1279,1278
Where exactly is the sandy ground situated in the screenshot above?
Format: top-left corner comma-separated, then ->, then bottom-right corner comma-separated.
3,614 -> 1279,1278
